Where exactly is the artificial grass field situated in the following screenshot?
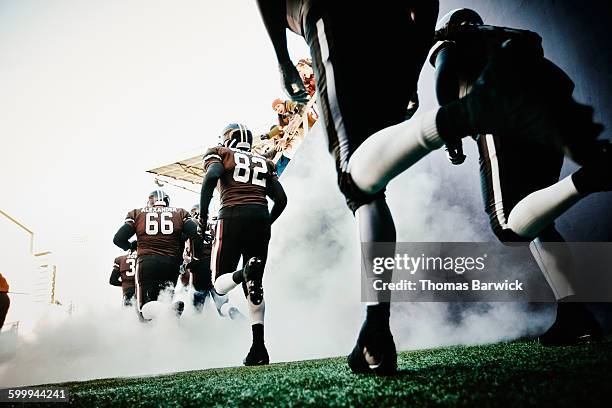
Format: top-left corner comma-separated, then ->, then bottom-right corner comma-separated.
48,338 -> 611,407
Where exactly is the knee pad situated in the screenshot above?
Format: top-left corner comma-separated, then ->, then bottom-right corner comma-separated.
338,170 -> 386,214
491,225 -> 530,245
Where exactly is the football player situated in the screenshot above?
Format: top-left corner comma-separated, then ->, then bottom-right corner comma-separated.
429,8 -> 610,346
113,190 -> 199,319
184,204 -> 243,319
109,245 -> 138,306
200,123 -> 287,365
256,0 -> 603,374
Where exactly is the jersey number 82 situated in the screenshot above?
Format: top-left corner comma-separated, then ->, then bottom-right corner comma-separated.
233,152 -> 268,187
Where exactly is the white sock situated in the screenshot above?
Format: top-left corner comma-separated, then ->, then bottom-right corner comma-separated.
507,175 -> 581,240
529,238 -> 575,300
213,273 -> 239,295
248,297 -> 265,325
348,109 -> 443,194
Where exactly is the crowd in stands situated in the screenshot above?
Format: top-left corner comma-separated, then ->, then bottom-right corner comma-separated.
251,58 -> 318,175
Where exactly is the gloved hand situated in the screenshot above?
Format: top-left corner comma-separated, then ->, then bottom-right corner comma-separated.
279,61 -> 309,104
203,231 -> 214,245
129,240 -> 138,251
445,141 -> 466,165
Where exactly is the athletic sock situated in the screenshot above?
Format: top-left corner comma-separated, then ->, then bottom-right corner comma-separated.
436,101 -> 472,144
365,303 -> 390,328
232,269 -> 244,284
252,323 -> 264,345
213,273 -> 240,295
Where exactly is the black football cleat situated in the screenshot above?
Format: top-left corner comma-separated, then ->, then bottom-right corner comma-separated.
539,303 -> 603,346
348,322 -> 397,376
243,343 -> 269,366
243,257 -> 264,305
172,300 -> 185,318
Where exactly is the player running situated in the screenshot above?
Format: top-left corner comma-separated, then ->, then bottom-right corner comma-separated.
113,190 -> 199,320
109,247 -> 138,306
256,0 -> 605,374
200,123 -> 287,365
429,8 -> 610,346
182,204 -> 243,319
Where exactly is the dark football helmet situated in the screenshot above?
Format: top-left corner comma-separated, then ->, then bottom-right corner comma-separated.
435,8 -> 484,32
148,190 -> 170,207
220,123 -> 252,151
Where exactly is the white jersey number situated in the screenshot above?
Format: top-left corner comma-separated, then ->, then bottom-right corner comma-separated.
126,258 -> 136,277
145,212 -> 174,235
233,152 -> 268,187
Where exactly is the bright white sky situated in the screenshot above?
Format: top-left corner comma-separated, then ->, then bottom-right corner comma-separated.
0,0 -> 310,307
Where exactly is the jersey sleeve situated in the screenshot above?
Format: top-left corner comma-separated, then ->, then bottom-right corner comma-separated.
124,209 -> 137,226
203,147 -> 223,171
180,208 -> 191,222
113,257 -> 121,271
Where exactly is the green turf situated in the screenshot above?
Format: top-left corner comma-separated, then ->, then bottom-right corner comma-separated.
46,339 -> 612,407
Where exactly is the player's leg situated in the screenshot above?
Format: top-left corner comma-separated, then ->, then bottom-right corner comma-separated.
478,133 -> 602,344
123,287 -> 135,307
303,1 -> 437,375
136,255 -> 183,320
211,217 -> 243,295
134,258 -> 153,320
506,143 -> 612,239
478,132 -> 574,290
211,290 -> 244,320
240,209 -> 271,366
191,259 -> 212,312
349,199 -> 397,374
534,227 -> 603,345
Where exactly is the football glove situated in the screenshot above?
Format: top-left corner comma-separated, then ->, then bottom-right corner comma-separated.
279,61 -> 309,104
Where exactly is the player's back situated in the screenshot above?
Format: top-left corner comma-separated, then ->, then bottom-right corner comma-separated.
116,252 -> 137,288
204,146 -> 277,210
125,206 -> 191,261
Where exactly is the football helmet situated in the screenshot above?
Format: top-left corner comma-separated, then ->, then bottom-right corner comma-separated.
220,123 -> 252,151
435,8 -> 484,32
148,190 -> 170,207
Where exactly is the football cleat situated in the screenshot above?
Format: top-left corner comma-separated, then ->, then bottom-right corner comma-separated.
243,343 -> 270,366
242,257 -> 264,305
172,300 -> 185,318
348,322 -> 397,376
539,303 -> 603,346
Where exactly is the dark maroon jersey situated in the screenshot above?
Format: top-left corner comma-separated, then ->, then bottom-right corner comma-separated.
113,252 -> 137,290
124,207 -> 191,260
203,146 -> 277,209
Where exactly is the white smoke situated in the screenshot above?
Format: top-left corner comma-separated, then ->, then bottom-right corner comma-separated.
0,123 -> 554,387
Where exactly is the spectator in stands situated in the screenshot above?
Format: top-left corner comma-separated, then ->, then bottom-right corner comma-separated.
0,273 -> 9,330
296,58 -> 316,96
